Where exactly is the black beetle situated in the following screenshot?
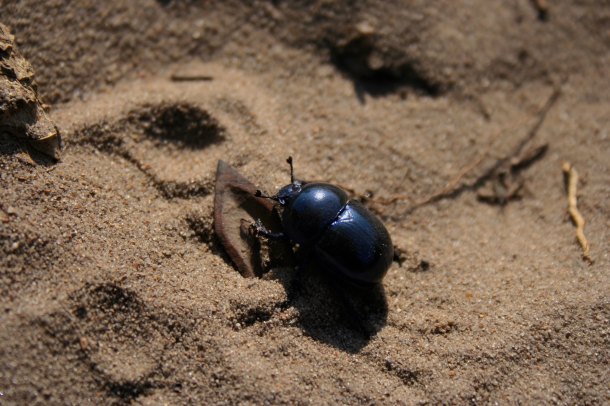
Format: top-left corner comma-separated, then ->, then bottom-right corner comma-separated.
254,157 -> 393,287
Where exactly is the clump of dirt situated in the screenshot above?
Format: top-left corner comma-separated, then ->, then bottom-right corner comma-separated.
0,23 -> 61,159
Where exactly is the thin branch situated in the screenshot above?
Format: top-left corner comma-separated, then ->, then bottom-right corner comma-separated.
388,85 -> 562,215
170,74 -> 214,82
562,162 -> 593,264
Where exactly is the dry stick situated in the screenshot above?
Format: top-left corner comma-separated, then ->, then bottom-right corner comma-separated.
170,74 -> 214,82
509,143 -> 548,172
562,162 -> 593,264
386,86 -> 562,214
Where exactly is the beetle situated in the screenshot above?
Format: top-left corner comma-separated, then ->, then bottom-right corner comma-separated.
252,157 -> 394,287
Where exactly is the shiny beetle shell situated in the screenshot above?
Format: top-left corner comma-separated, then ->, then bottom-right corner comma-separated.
274,181 -> 393,286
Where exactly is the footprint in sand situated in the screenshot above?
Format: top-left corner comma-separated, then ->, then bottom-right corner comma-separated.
56,63 -> 282,199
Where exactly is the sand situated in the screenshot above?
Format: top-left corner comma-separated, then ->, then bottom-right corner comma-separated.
1,1 -> 609,404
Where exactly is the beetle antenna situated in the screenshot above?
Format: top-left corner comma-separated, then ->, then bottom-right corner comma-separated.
254,189 -> 279,201
287,156 -> 295,184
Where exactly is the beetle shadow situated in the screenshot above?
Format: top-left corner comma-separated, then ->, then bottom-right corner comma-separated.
268,264 -> 388,354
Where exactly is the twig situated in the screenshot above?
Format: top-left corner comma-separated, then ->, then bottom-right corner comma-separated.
170,74 -> 214,82
509,143 -> 548,173
562,162 -> 593,264
387,85 -> 562,213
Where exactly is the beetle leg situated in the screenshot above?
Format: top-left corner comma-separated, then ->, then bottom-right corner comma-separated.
252,218 -> 287,240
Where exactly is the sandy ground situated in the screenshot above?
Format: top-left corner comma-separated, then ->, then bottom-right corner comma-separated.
1,1 -> 609,404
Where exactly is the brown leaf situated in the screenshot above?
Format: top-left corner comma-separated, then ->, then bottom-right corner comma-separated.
213,161 -> 292,277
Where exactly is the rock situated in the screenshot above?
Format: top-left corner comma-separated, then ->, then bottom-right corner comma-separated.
0,23 -> 62,160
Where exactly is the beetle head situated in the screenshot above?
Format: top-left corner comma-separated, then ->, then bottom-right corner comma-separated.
254,156 -> 304,206
276,180 -> 304,206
